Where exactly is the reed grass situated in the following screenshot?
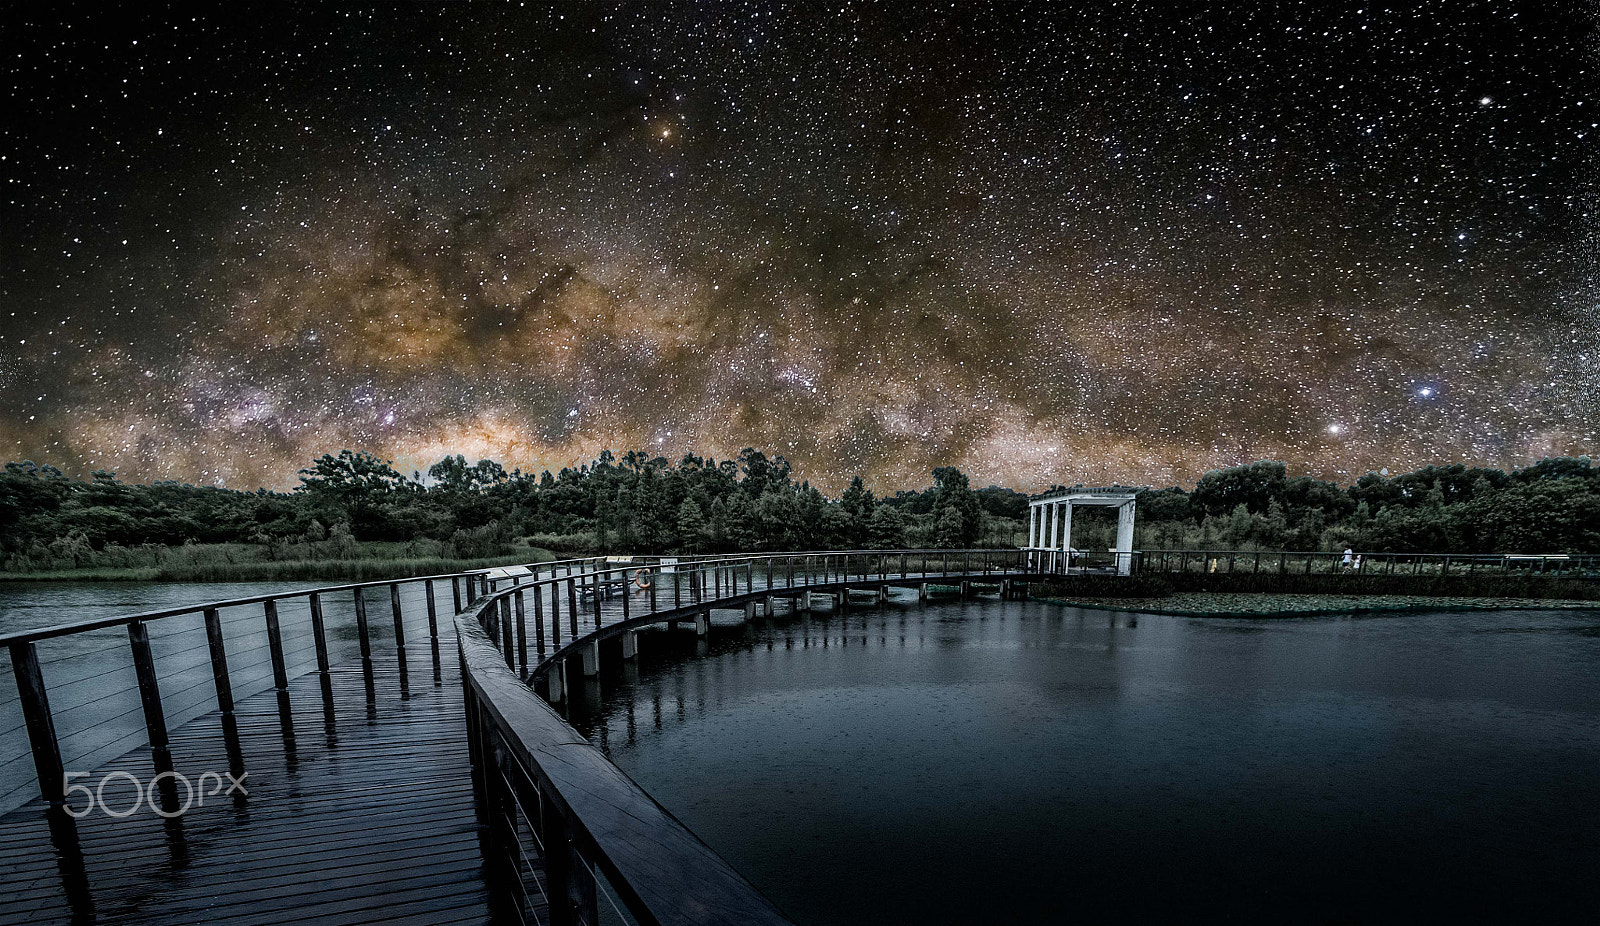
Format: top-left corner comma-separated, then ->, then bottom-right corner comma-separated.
1,550 -> 556,583
1033,572 -> 1600,602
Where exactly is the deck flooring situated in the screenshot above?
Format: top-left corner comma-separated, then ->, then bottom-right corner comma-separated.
0,657 -> 528,926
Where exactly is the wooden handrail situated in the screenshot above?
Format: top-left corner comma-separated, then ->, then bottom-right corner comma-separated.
459,612 -> 795,925
0,554 -> 608,646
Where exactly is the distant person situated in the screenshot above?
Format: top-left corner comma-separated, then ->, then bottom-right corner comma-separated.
1353,554 -> 1364,572
1342,548 -> 1354,572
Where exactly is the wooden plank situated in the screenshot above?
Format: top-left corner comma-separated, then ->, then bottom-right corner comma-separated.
0,655 -> 500,926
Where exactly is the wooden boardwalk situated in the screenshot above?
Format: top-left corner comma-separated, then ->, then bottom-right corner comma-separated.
0,555 -> 1022,925
0,658 -> 527,926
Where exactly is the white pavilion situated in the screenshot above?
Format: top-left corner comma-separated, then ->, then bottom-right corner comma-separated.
1025,486 -> 1140,576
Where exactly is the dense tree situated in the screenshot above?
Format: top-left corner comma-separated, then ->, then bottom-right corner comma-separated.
1191,461 -> 1288,517
4,452 -> 1599,573
929,467 -> 982,547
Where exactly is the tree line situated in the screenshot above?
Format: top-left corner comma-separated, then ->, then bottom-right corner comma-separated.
1,450 -> 1596,573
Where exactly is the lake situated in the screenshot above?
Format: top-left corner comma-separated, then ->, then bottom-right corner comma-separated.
569,598 -> 1600,924
4,583 -> 1597,921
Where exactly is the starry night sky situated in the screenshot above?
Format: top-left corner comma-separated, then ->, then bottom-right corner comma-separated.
3,2 -> 1597,493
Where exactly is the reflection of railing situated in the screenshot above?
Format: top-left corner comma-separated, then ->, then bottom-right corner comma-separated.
1131,549 -> 1600,578
0,556 -> 609,812
460,548 -> 1037,925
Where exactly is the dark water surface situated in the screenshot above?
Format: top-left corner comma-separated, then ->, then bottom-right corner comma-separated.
571,600 -> 1600,925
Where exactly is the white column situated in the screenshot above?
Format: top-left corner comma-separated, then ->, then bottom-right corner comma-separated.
1047,502 -> 1059,551
1028,504 -> 1039,548
1115,501 -> 1136,575
1062,503 -> 1074,553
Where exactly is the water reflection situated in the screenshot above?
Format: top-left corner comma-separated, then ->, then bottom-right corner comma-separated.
571,599 -> 1600,925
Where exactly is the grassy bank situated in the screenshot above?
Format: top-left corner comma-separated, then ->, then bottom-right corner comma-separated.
1033,572 -> 1600,602
1,548 -> 558,583
1030,572 -> 1600,617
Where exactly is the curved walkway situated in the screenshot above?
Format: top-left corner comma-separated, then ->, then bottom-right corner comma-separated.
0,550 -> 1036,924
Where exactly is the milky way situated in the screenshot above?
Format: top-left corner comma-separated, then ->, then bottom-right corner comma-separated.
3,2 -> 1597,492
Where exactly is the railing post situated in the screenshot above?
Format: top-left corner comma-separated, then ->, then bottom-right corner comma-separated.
425,579 -> 442,685
549,579 -> 562,645
453,576 -> 463,613
533,587 -> 547,659
263,599 -> 290,696
203,607 -> 233,714
389,583 -> 411,698
353,588 -> 373,670
539,787 -> 591,926
462,677 -> 486,813
204,607 -> 246,776
262,599 -> 296,741
127,620 -> 175,780
515,589 -> 529,676
567,577 -> 579,639
308,591 -> 335,717
500,597 -> 515,670
10,640 -> 65,807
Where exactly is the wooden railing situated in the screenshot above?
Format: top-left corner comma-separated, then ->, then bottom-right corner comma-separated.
464,549 -> 1033,702
1129,549 -> 1600,578
0,556 -> 610,812
457,548 -> 1038,924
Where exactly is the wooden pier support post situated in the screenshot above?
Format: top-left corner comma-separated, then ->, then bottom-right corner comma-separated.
621,630 -> 639,661
695,611 -> 710,636
546,660 -> 565,704
578,640 -> 600,678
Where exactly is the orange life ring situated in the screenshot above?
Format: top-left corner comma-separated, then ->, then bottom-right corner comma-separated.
633,568 -> 653,589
